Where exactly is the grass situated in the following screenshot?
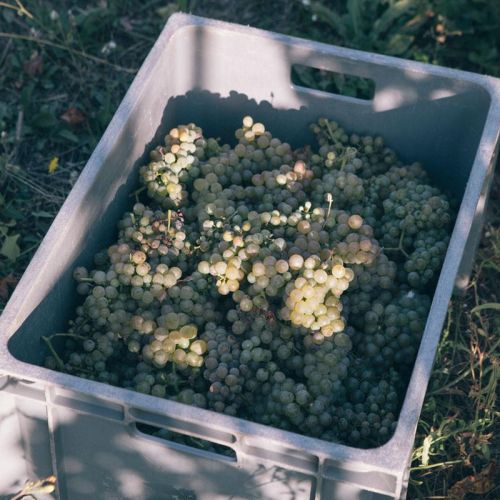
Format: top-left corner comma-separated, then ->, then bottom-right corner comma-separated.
0,1 -> 498,498
409,177 -> 499,498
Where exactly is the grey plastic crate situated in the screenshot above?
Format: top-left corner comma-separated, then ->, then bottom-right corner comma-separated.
1,13 -> 499,500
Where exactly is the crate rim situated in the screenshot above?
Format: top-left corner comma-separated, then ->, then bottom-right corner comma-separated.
170,13 -> 500,92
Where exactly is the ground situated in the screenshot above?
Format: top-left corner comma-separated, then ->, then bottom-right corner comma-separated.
0,1 -> 498,498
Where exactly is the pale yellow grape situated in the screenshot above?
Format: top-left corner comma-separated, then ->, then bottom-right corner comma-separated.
242,116 -> 254,128
226,266 -> 240,280
180,324 -> 197,339
223,249 -> 234,260
295,301 -> 309,314
321,325 -> 335,337
302,285 -> 315,299
325,295 -> 338,307
344,268 -> 355,281
227,280 -> 240,292
303,269 -> 314,279
289,288 -> 303,303
332,264 -> 346,278
304,256 -> 319,269
162,339 -> 176,353
244,130 -> 255,141
275,259 -> 289,274
177,338 -> 190,349
252,262 -> 266,277
214,261 -> 227,275
348,214 -> 363,229
171,267 -> 182,280
186,352 -> 202,367
256,276 -> 270,288
316,304 -> 327,316
331,319 -> 345,332
303,315 -> 315,328
173,349 -> 186,363
290,310 -> 302,324
276,174 -> 287,185
314,269 -> 328,284
294,276 -> 307,289
240,298 -> 253,312
252,122 -> 265,135
190,339 -> 207,355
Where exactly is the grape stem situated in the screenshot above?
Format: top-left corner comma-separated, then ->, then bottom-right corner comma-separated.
129,186 -> 146,201
171,363 -> 179,392
383,230 -> 409,258
41,332 -> 91,372
340,155 -> 348,172
324,120 -> 336,142
324,193 -> 334,228
41,336 -> 66,371
46,332 -> 88,341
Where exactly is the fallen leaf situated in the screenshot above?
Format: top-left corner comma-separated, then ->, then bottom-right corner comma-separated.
0,233 -> 20,261
48,156 -> 59,174
448,461 -> 496,499
23,51 -> 43,77
156,4 -> 180,18
60,107 -> 86,126
120,16 -> 133,32
0,274 -> 17,300
12,475 -> 57,499
421,434 -> 433,466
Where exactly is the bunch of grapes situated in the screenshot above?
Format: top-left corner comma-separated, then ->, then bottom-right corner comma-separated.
44,115 -> 454,449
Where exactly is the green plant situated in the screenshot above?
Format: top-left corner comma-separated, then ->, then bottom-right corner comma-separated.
0,1 -> 498,497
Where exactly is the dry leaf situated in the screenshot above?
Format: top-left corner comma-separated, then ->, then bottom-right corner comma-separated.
0,233 -> 20,261
448,461 -> 496,499
48,156 -> 59,174
120,16 -> 133,32
23,51 -> 43,77
421,434 -> 433,466
11,475 -> 57,500
0,274 -> 17,300
60,107 -> 86,125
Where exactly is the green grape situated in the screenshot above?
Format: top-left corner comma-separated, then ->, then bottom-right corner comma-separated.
45,114 -> 455,450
